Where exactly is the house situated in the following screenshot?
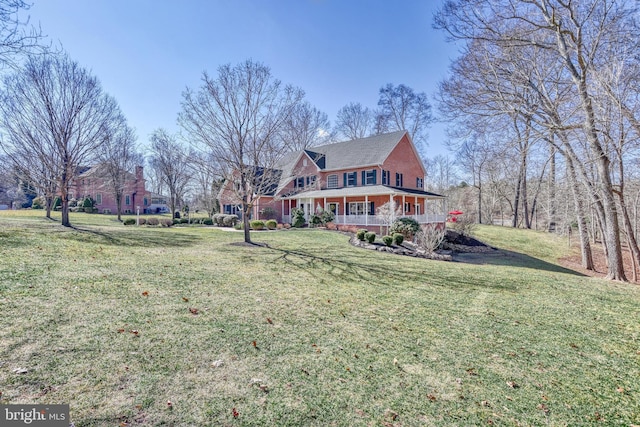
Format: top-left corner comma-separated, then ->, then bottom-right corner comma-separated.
219,130 -> 446,232
71,165 -> 168,214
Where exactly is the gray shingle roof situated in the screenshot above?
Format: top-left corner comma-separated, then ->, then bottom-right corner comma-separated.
311,130 -> 407,170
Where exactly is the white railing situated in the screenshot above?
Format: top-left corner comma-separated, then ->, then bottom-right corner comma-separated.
280,214 -> 445,225
333,214 -> 446,225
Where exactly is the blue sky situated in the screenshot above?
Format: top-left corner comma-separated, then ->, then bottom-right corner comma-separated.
27,0 -> 459,158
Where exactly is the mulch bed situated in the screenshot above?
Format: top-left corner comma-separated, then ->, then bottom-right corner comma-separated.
348,230 -> 496,261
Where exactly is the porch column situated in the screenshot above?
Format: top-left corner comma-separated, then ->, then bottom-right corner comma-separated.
402,195 -> 406,216
365,195 -> 369,226
323,197 -> 327,211
343,196 -> 347,224
281,199 -> 284,222
415,196 -> 418,219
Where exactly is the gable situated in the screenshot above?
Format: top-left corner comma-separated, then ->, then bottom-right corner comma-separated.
381,133 -> 426,177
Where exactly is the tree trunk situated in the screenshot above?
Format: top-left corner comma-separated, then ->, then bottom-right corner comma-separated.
617,193 -> 640,282
566,157 -> 594,271
45,195 -> 53,219
243,199 -> 251,244
548,145 -> 556,232
116,193 -> 122,221
512,169 -> 521,228
521,151 -> 530,229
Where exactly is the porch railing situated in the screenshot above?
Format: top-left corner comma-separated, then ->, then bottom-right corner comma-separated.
280,214 -> 446,226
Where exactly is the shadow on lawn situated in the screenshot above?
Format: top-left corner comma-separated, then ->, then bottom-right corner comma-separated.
66,226 -> 201,248
262,244 -> 519,291
452,249 -> 585,277
258,239 -> 585,292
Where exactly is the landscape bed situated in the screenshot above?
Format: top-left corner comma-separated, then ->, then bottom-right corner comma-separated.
0,210 -> 639,426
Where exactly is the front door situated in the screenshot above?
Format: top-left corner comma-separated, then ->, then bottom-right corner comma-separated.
328,202 -> 339,215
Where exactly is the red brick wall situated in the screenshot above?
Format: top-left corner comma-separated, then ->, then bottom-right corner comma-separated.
380,134 -> 426,190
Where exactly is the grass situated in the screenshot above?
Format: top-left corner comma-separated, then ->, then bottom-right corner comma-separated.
1,210 -> 639,426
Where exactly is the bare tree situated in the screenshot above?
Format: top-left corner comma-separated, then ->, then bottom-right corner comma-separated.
95,116 -> 141,221
148,128 -> 191,219
435,0 -> 636,280
0,54 -> 121,227
179,60 -> 304,243
376,200 -> 402,235
0,0 -> 45,69
282,101 -> 332,150
335,102 -> 373,140
188,150 -> 222,218
376,83 -> 433,149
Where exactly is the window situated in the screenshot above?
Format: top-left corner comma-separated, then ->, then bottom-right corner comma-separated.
416,177 -> 424,189
125,195 -> 131,205
144,197 -> 148,206
306,175 -> 317,187
295,177 -> 305,188
404,202 -> 411,213
347,202 -> 374,216
381,170 -> 390,185
303,158 -> 308,167
96,194 -> 102,205
364,170 -> 377,185
327,174 -> 338,188
345,172 -> 357,187
396,172 -> 404,187
415,204 -> 421,215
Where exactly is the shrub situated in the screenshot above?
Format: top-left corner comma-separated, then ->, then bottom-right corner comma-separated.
390,217 -> 420,239
450,214 -> 476,237
31,196 -> 44,210
68,198 -> 77,208
76,207 -> 84,212
162,219 -> 174,227
365,231 -> 376,243
250,220 -> 265,230
283,223 -> 291,229
179,218 -> 189,224
414,225 -> 445,253
212,214 -> 224,226
203,218 -> 213,226
393,233 -> 404,245
266,219 -> 277,230
309,214 -> 322,227
53,196 -> 62,209
138,218 -> 147,225
123,218 -> 136,225
82,197 -> 93,208
382,235 -> 393,246
174,211 -> 181,219
321,210 -> 335,225
146,217 -> 160,226
356,229 -> 367,241
223,214 -> 238,227
291,208 -> 305,228
234,222 -> 244,230
173,219 -> 180,225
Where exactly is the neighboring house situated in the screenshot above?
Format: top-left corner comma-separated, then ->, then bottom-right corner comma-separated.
219,130 -> 446,231
71,165 -> 168,214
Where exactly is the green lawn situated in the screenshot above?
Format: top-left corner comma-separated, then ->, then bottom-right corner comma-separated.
1,211 -> 639,426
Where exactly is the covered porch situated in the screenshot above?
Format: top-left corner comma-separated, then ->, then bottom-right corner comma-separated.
280,186 -> 446,227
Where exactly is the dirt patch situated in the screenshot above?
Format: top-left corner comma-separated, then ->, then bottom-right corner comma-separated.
559,241 -> 639,283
